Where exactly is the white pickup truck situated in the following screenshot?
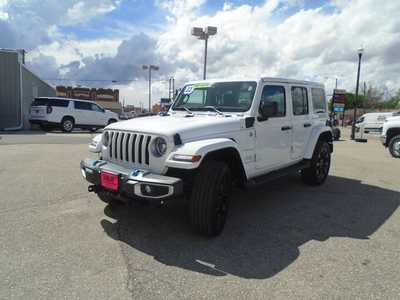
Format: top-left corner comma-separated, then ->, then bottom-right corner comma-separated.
81,78 -> 333,236
380,115 -> 400,158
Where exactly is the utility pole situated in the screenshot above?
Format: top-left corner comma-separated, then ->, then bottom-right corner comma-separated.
191,26 -> 217,80
142,64 -> 159,112
351,48 -> 364,140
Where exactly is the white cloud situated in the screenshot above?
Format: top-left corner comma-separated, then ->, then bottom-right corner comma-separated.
156,0 -> 400,95
64,0 -> 118,25
7,0 -> 400,107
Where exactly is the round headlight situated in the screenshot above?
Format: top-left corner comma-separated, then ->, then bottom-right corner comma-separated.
102,131 -> 110,146
151,137 -> 167,157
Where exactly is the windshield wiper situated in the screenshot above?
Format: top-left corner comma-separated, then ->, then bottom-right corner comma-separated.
204,106 -> 224,115
181,106 -> 194,115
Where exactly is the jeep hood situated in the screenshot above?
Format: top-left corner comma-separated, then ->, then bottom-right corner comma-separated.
106,113 -> 247,142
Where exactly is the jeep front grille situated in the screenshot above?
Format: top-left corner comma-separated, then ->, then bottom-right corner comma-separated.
107,131 -> 152,166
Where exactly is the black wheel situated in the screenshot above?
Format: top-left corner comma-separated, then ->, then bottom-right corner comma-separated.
189,160 -> 232,237
333,128 -> 341,141
388,135 -> 400,158
61,117 -> 74,133
108,119 -> 117,125
97,191 -> 123,207
89,128 -> 98,133
301,141 -> 331,185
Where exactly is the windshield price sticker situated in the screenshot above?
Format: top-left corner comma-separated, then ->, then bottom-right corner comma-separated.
183,85 -> 194,95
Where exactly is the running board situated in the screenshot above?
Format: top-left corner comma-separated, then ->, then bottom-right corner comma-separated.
246,160 -> 311,187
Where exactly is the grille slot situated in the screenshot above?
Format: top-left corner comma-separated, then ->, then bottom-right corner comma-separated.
138,135 -> 144,164
107,131 -> 152,166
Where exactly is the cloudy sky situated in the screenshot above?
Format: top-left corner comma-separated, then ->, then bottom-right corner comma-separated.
1,0 -> 399,107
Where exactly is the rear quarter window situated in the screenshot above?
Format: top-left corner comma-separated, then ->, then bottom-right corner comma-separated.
311,88 -> 326,113
32,98 -> 69,107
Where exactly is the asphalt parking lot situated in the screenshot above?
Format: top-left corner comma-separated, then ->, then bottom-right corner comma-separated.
0,129 -> 399,299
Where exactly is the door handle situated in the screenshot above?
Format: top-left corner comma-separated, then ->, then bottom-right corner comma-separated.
281,126 -> 292,131
303,123 -> 312,128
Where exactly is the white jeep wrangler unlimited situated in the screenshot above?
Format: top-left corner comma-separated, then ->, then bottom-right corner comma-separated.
380,114 -> 400,158
81,78 -> 333,236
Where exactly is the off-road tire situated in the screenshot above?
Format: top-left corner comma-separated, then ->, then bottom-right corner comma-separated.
332,128 -> 341,141
61,117 -> 74,133
301,141 -> 331,185
388,134 -> 400,158
97,191 -> 123,207
189,160 -> 232,237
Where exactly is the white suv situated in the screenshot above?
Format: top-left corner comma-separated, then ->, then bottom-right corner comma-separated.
380,114 -> 400,158
29,97 -> 119,132
81,78 -> 333,236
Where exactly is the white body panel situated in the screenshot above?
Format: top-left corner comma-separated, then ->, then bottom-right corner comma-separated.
97,77 -> 331,180
29,97 -> 118,127
356,112 -> 398,131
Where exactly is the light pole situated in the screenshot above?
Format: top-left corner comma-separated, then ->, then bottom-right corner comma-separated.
191,26 -> 217,80
351,48 -> 364,140
142,64 -> 159,112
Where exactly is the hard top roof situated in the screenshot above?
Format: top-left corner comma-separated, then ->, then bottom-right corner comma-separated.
185,77 -> 324,87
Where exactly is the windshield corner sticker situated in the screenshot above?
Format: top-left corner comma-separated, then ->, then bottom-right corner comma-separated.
193,83 -> 211,88
183,85 -> 194,95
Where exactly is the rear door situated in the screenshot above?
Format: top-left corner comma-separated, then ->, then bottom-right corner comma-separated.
290,86 -> 312,160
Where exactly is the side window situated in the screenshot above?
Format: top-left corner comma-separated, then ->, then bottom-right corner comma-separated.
291,87 -> 309,116
259,85 -> 286,118
74,101 -> 92,110
51,99 -> 69,107
311,88 -> 326,113
91,104 -> 104,112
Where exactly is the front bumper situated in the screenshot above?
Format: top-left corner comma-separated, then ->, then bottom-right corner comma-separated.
80,158 -> 183,203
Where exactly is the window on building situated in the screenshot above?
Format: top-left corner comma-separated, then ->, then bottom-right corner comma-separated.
291,87 -> 309,115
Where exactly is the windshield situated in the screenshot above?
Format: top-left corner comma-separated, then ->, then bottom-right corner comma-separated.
172,81 -> 257,112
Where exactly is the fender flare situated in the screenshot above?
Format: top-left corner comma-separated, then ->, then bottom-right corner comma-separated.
304,126 -> 333,159
165,138 -> 247,172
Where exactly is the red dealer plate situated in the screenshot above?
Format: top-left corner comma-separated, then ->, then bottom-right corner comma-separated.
100,171 -> 119,191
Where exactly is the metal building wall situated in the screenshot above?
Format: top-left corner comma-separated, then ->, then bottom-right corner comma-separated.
21,66 -> 56,129
0,51 -> 21,130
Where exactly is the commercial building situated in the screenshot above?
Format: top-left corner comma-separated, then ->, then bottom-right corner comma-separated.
56,86 -> 122,113
0,49 -> 56,130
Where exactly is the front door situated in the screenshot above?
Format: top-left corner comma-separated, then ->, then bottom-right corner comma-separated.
255,84 -> 292,172
290,86 -> 312,159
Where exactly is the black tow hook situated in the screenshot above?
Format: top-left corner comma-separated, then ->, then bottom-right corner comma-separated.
88,185 -> 100,193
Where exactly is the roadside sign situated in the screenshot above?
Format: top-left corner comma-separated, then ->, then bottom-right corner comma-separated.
332,88 -> 347,114
333,107 -> 345,112
333,103 -> 345,108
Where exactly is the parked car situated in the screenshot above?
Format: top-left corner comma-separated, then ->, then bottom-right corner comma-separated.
380,115 -> 400,158
29,97 -> 119,132
355,112 -> 399,134
80,77 -> 333,236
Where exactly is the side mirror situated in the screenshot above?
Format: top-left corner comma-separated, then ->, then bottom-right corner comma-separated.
258,101 -> 277,121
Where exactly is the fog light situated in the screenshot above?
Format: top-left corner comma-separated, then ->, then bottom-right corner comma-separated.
144,185 -> 152,194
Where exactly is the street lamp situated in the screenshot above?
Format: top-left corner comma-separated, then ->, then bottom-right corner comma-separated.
142,64 -> 159,112
191,26 -> 217,80
351,47 -> 364,140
